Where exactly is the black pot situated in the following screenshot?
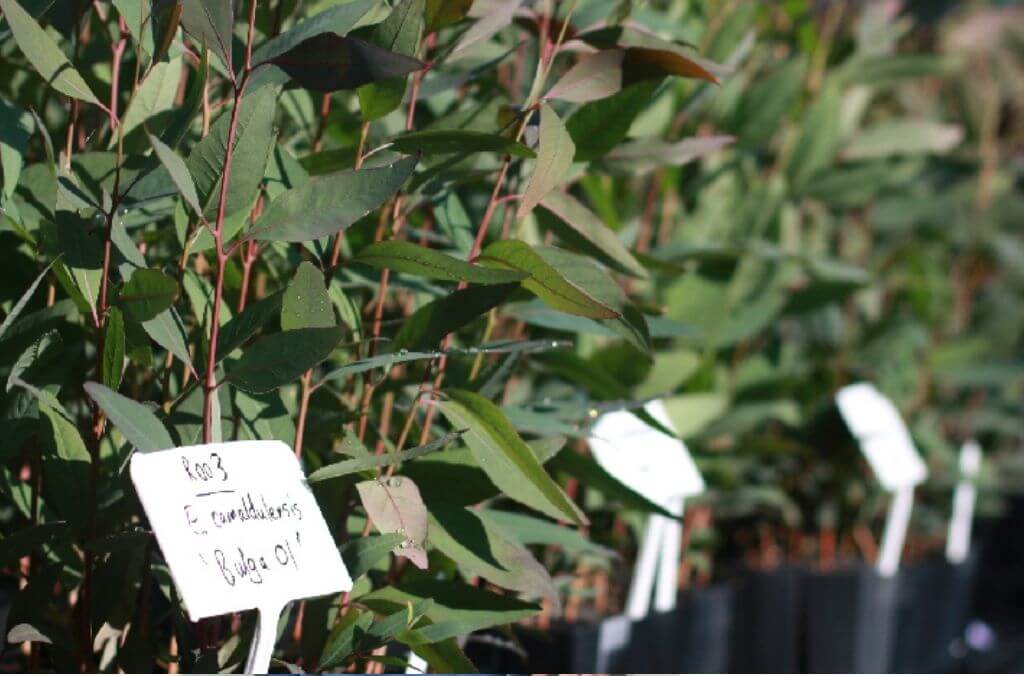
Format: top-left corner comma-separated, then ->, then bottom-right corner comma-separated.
892,549 -> 980,673
625,584 -> 735,672
730,566 -> 803,673
519,614 -> 632,672
803,566 -> 900,673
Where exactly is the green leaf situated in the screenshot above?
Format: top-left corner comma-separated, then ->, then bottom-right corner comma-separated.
357,0 -> 425,121
226,326 -> 344,393
661,393 -> 729,438
248,157 -> 416,242
340,533 -> 405,579
0,262 -> 55,340
842,120 -> 963,160
118,268 -> 179,322
388,129 -> 534,157
0,522 -> 71,567
148,133 -> 202,215
517,103 -> 575,218
546,47 -> 716,104
39,403 -> 90,528
537,190 -> 646,278
102,307 -> 126,390
116,58 -> 183,144
355,240 -> 527,284
425,0 -> 473,32
281,261 -> 334,331
436,389 -> 586,525
785,81 -> 841,189
358,580 -> 538,644
267,34 -> 424,93
180,0 -> 233,72
428,503 -> 559,608
392,283 -> 518,351
251,0 -> 377,64
480,509 -> 615,557
478,240 -> 618,319
84,382 -> 175,453
319,609 -> 373,669
356,476 -> 428,569
0,0 -> 101,105
567,80 -> 659,162
188,84 -> 277,219
603,135 -> 734,172
733,57 -> 805,147
215,291 -> 283,363
308,430 -> 463,482
141,308 -> 193,369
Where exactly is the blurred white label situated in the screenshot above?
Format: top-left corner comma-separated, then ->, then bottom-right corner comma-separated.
836,383 -> 928,490
589,399 -> 705,514
131,440 -> 351,621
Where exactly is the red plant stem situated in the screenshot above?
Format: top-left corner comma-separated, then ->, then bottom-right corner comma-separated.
293,371 -> 313,458
202,0 -> 259,445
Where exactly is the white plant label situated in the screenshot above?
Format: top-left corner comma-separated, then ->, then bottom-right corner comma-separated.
589,400 -> 704,618
835,383 -> 928,490
588,399 -> 705,513
130,440 -> 352,620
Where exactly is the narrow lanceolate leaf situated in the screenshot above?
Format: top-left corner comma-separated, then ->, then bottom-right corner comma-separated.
0,262 -> 55,340
478,240 -> 618,319
180,0 -> 233,72
115,58 -> 183,143
281,261 -> 335,331
0,0 -> 101,105
215,291 -> 283,362
226,326 -> 344,393
357,0 -> 425,121
842,120 -> 963,160
392,283 -> 518,351
267,34 -> 424,93
84,382 -> 175,453
425,0 -> 474,32
567,80 -> 659,161
340,533 -> 406,579
388,130 -> 534,157
251,0 -> 377,65
248,157 -> 417,242
148,134 -> 202,215
547,48 -> 718,104
102,307 -> 126,390
188,84 -> 277,218
354,241 -> 527,284
436,389 -> 587,525
118,269 -> 179,322
359,581 -> 538,644
357,476 -> 429,569
538,191 -> 646,278
308,431 -> 464,483
517,104 -> 575,218
428,503 -> 560,608
452,0 -> 520,54
142,308 -> 192,369
604,135 -> 735,170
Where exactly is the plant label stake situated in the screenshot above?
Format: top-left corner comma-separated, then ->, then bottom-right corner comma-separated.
589,400 -> 704,619
946,439 -> 982,564
130,440 -> 352,674
836,383 -> 928,577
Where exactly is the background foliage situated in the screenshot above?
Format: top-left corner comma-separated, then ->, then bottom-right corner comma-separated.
0,0 -> 1021,672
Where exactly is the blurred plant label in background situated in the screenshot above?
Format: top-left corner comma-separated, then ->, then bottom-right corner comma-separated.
130,440 -> 352,620
836,383 -> 928,490
589,399 -> 705,511
590,400 -> 704,618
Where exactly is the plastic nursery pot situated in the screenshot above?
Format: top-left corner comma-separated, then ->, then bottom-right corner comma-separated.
803,565 -> 900,673
891,548 -> 981,673
518,615 -> 633,673
730,566 -> 803,673
625,584 -> 736,672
